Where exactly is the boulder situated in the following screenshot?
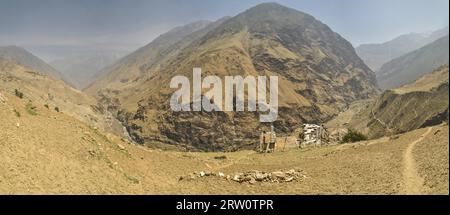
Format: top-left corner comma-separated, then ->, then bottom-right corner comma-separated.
232,173 -> 244,182
271,171 -> 286,179
285,177 -> 294,182
255,172 -> 268,181
118,144 -> 126,150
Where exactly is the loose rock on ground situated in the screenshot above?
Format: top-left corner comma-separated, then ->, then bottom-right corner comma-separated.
179,168 -> 306,184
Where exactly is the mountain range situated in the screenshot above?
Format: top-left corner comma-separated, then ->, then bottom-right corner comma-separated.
0,2 -> 448,194
356,27 -> 449,71
377,35 -> 449,89
86,3 -> 379,151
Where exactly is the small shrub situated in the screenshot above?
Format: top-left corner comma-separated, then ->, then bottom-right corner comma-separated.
54,107 -> 60,112
214,155 -> 227,160
341,129 -> 367,143
44,104 -> 49,109
25,103 -> 37,116
14,89 -> 24,99
14,109 -> 21,117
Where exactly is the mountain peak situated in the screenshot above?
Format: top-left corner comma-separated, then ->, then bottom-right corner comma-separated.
237,2 -> 311,22
247,2 -> 291,11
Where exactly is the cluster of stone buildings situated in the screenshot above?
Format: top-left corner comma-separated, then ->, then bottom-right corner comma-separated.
259,124 -> 329,153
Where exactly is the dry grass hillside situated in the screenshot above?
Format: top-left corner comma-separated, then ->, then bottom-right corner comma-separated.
328,65 -> 449,139
0,58 -> 126,138
1,90 -> 448,194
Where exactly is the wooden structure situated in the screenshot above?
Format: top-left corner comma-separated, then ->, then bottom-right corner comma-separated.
259,126 -> 277,153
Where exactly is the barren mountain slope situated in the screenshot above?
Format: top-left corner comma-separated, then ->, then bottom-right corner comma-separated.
85,20 -> 217,93
0,46 -> 61,79
329,65 -> 449,139
0,90 -> 207,194
0,58 -> 125,137
87,3 -> 378,151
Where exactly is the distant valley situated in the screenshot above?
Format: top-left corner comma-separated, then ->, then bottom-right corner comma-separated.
50,51 -> 128,89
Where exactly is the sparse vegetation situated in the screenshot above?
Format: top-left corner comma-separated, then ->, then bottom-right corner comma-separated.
123,173 -> 140,184
13,109 -> 21,117
44,104 -> 49,109
14,89 -> 24,99
214,155 -> 227,160
25,103 -> 37,116
54,107 -> 60,112
341,129 -> 368,143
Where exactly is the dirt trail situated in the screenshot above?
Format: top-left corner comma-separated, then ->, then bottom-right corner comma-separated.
401,127 -> 433,194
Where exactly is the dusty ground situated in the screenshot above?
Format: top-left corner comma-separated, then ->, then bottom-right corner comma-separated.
0,91 -> 448,194
413,126 -> 449,194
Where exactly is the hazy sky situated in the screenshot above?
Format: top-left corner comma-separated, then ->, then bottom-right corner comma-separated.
0,0 -> 448,61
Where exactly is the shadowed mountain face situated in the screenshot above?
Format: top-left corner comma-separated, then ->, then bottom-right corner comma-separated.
0,46 -> 61,79
356,27 -> 449,71
87,3 -> 379,151
376,35 -> 449,90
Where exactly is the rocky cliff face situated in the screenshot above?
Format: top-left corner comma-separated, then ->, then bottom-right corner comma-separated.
87,3 -> 379,151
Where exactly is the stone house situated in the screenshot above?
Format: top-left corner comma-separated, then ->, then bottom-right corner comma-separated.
299,124 -> 329,147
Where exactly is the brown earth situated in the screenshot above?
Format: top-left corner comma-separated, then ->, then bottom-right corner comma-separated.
1,90 -> 447,194
0,58 -> 127,138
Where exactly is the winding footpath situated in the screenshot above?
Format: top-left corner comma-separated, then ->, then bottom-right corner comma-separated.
401,127 -> 433,194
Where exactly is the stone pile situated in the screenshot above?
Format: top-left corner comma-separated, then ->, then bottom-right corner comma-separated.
0,92 -> 6,103
179,168 -> 306,184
